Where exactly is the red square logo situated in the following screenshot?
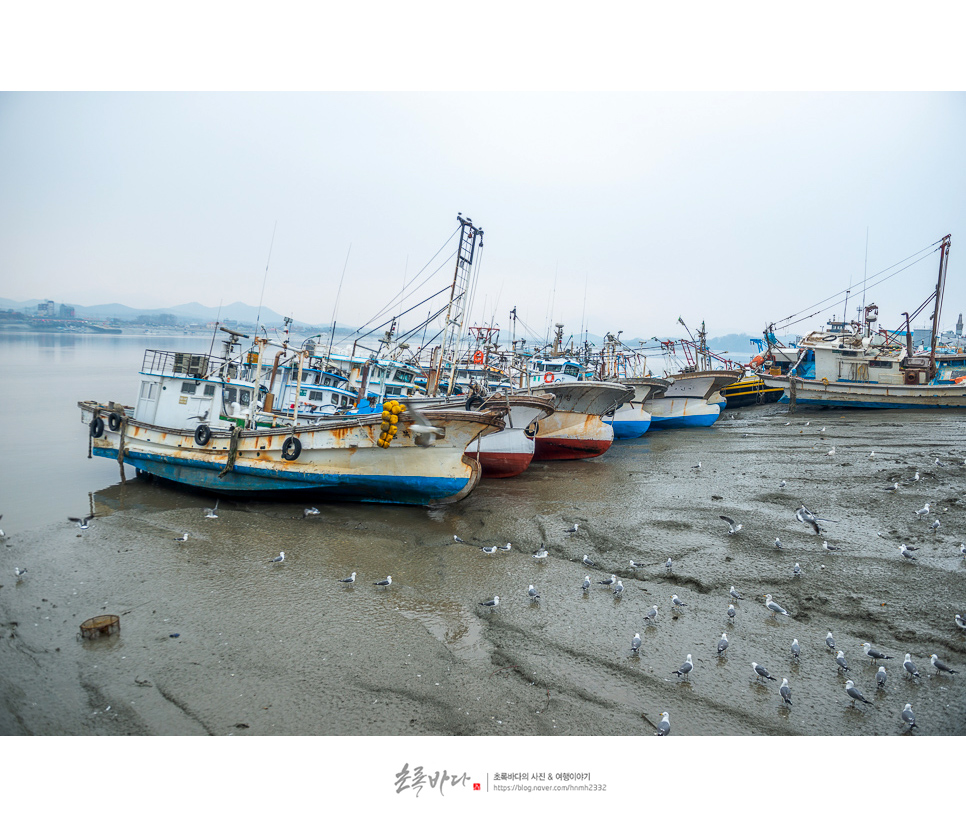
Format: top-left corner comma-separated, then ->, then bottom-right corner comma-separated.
473,783 -> 481,791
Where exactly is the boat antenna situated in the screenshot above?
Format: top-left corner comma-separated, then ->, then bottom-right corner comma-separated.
208,298 -> 223,358
861,227 -> 869,315
325,243 -> 351,362
254,221 -> 278,336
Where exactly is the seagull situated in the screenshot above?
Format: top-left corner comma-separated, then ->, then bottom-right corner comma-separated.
528,584 -> 540,602
836,651 -> 850,673
498,543 -> 512,552
532,547 -> 549,561
564,523 -> 579,534
930,519 -> 941,533
959,543 -> 966,557
631,633 -> 642,653
779,480 -> 787,489
819,427 -> 826,433
826,631 -> 836,651
930,654 -> 959,675
869,451 -> 876,460
793,562 -> 801,577
479,595 -> 499,609
612,580 -> 624,597
481,546 -> 498,554
664,557 -> 672,572
804,421 -> 810,426
822,540 -> 842,552
373,576 -> 392,587
203,501 -> 219,519
901,703 -> 917,730
68,515 -> 95,529
720,515 -> 742,534
845,680 -> 873,707
915,502 -> 930,520
582,554 -> 596,567
174,533 -> 188,543
791,638 -> 800,659
727,604 -> 736,621
581,575 -> 591,593
338,572 -> 356,584
270,552 -> 285,564
775,538 -> 783,549
656,712 -> 670,736
884,481 -> 899,493
673,653 -> 693,679
955,613 -> 966,631
752,662 -> 776,682
903,653 -> 921,678
644,605 -> 659,624
764,593 -> 789,617
863,642 -> 894,664
598,574 -> 617,586
904,471 -> 921,484
899,544 -> 918,561
629,559 -> 646,569
671,594 -> 687,608
779,678 -> 793,706
795,506 -> 823,535
730,586 -> 742,601
691,462 -> 702,471
14,567 -> 27,577
717,632 -> 729,655
876,666 -> 888,688
302,507 -> 320,518
453,535 -> 466,544
0,515 -> 4,538
825,446 -> 835,457
934,457 -> 945,466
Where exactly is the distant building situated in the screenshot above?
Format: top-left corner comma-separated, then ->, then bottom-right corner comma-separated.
59,304 -> 75,318
37,299 -> 56,316
957,313 -> 963,337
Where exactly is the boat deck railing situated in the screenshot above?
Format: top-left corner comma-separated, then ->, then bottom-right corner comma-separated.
141,349 -> 228,379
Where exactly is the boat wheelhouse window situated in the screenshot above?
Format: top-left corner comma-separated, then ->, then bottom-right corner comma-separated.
239,389 -> 251,406
309,390 -> 325,402
224,387 -> 237,404
203,384 -> 216,396
386,386 -> 401,396
564,364 -> 579,376
181,382 -> 198,394
395,371 -> 414,383
140,381 -> 159,400
869,360 -> 893,369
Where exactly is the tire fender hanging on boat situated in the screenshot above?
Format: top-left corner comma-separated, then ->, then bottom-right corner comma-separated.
89,415 -> 105,438
194,424 -> 212,446
108,412 -> 122,432
282,436 -> 302,460
465,394 -> 485,411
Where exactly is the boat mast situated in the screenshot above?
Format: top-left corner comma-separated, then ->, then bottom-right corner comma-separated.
429,214 -> 484,396
928,234 -> 952,377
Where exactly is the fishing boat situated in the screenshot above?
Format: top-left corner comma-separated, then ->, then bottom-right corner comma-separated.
595,333 -> 669,437
79,331 -> 506,505
759,235 -> 966,409
517,349 -> 633,459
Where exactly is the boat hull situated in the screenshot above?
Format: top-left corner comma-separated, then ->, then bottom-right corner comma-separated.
760,374 -> 966,409
80,401 -> 503,506
646,399 -> 721,429
603,404 -> 652,439
721,376 -> 784,408
532,412 -> 614,460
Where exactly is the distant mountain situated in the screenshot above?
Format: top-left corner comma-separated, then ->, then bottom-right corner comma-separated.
0,297 -> 312,327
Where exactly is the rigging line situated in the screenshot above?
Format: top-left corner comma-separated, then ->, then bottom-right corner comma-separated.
781,251 -> 939,331
354,285 -> 455,343
348,228 -> 460,335
254,221 -> 278,334
348,250 -> 457,338
325,243 -> 352,360
776,247 -> 941,328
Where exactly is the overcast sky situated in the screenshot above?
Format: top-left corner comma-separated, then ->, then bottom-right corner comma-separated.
2,17 -> 964,348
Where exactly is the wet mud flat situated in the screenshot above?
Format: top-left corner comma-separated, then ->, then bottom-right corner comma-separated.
1,404 -> 965,736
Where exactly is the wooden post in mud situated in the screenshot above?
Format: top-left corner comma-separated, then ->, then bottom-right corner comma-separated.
788,376 -> 796,412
